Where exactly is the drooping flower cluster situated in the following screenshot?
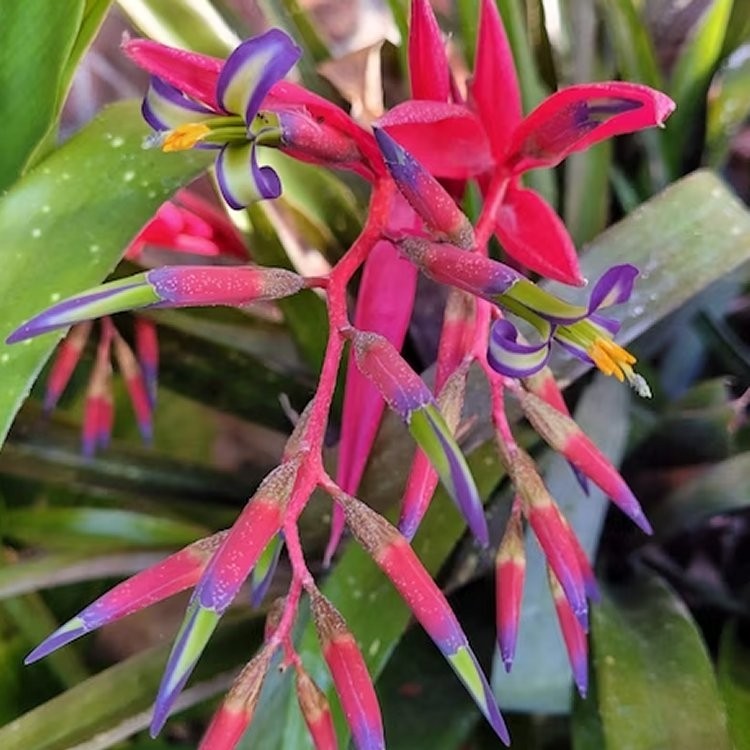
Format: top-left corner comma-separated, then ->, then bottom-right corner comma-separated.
9,2 -> 676,748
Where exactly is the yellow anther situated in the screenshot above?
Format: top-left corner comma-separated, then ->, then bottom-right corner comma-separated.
162,123 -> 211,152
588,337 -> 651,397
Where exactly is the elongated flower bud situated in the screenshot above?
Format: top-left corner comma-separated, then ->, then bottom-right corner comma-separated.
278,109 -> 363,167
350,330 -> 487,544
548,567 -> 588,697
44,321 -> 93,413
517,389 -> 652,533
509,450 -> 588,629
495,501 -> 525,672
338,493 -> 509,745
135,317 -> 159,408
199,647 -> 274,749
310,589 -> 385,750
25,531 -> 228,664
397,236 -> 518,298
295,666 -> 338,750
373,128 -> 474,249
151,460 -> 299,735
398,361 -> 470,540
7,265 -> 305,343
82,321 -> 114,457
112,330 -> 153,444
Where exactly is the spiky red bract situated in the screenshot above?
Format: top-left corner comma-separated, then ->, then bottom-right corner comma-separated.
494,183 -> 584,285
408,0 -> 450,101
310,590 -> 385,750
469,0 -> 522,157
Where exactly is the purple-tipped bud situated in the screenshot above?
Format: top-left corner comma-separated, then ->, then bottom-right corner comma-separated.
338,493 -> 509,744
517,389 -> 652,534
278,109 -> 362,167
548,567 -> 588,697
310,588 -> 385,750
134,317 -> 159,408
495,501 -> 525,672
398,237 -> 519,299
373,128 -> 474,249
44,321 -> 93,413
112,331 -> 153,444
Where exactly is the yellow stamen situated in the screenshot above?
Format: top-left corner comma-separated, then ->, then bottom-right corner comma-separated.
588,337 -> 652,398
162,123 -> 211,152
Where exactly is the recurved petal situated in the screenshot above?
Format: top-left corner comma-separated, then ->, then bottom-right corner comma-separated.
142,76 -> 217,132
587,263 -> 639,313
487,319 -> 552,379
216,143 -> 282,209
494,183 -> 584,285
506,82 -> 676,173
217,29 -> 301,123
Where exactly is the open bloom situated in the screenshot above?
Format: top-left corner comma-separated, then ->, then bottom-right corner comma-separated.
142,30 -> 301,207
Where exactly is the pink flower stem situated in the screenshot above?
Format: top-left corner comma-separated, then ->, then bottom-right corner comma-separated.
474,172 -> 510,251
267,179 -> 396,649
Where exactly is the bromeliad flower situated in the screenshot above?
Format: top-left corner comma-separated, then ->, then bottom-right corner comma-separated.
380,0 -> 676,284
141,29 -> 301,207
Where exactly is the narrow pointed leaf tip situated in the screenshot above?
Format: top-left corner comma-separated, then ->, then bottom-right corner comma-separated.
199,647 -> 273,750
338,493 -> 509,744
372,127 -> 475,249
25,531 -> 227,665
310,589 -> 385,750
7,265 -> 305,343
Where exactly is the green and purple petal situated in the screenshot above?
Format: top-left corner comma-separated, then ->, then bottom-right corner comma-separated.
151,601 -> 222,735
216,142 -> 282,208
250,533 -> 284,608
142,76 -> 217,133
217,29 -> 301,124
487,319 -> 553,378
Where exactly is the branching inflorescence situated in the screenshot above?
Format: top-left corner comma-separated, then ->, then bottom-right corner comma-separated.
9,1 -> 676,747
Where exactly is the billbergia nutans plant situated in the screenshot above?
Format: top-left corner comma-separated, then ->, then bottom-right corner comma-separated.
2,1 -> 750,749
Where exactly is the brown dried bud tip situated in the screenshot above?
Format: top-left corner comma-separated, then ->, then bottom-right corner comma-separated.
309,588 -> 349,644
507,448 -> 552,510
225,646 -> 273,711
336,491 -> 400,558
295,666 -> 330,723
517,389 -> 575,450
254,458 -> 301,509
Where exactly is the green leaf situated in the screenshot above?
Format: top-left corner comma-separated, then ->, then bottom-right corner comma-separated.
650,453 -> 750,537
667,0 -> 734,170
493,375 -> 631,713
706,52 -> 750,165
117,0 -> 237,56
247,203 -> 330,373
0,101 -> 210,450
718,618 -> 750,750
0,1 -> 84,190
590,574 -> 732,750
0,614 -> 264,750
4,507 -> 207,551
